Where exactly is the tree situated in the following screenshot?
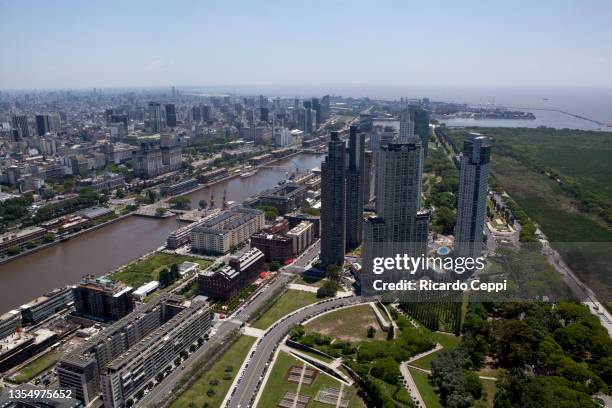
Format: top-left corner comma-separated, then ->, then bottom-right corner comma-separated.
169,196 -> 191,210
43,233 -> 56,243
257,205 -> 279,220
155,207 -> 167,217
367,325 -> 376,338
7,246 -> 20,256
198,199 -> 208,210
317,281 -> 338,298
370,356 -> 400,385
325,264 -> 342,283
268,261 -> 281,271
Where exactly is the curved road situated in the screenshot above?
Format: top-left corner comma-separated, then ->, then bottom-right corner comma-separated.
225,295 -> 363,408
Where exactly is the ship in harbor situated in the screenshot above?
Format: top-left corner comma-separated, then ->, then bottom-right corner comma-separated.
240,166 -> 258,178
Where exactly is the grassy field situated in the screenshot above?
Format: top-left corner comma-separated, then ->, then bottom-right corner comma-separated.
170,336 -> 255,408
11,350 -> 61,383
252,289 -> 319,330
293,275 -> 327,288
111,252 -> 212,287
409,367 -> 443,408
256,351 -> 362,408
305,304 -> 386,342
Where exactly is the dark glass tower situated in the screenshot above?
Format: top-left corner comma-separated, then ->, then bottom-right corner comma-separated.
346,125 -> 365,250
454,133 -> 491,259
320,131 -> 346,267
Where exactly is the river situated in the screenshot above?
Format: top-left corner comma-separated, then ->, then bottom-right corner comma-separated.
0,153 -> 324,313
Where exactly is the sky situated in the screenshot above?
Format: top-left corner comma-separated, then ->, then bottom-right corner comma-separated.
1,0 -> 611,90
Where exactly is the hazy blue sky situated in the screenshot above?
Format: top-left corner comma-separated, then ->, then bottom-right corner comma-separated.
1,0 -> 611,89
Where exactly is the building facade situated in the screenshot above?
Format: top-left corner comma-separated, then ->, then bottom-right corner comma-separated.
454,133 -> 491,260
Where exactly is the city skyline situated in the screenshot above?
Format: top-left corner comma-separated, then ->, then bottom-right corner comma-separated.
1,0 -> 612,89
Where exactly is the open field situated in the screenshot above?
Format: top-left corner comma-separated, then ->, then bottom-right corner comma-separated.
251,289 -> 319,330
170,335 -> 255,408
305,304 -> 386,342
256,351 -> 362,408
111,252 -> 212,287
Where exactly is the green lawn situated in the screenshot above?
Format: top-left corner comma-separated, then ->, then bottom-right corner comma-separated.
252,289 -> 319,330
293,275 -> 327,288
111,252 -> 212,287
11,350 -> 61,383
257,351 -> 361,408
170,335 -> 255,408
305,304 -> 386,342
409,367 -> 443,408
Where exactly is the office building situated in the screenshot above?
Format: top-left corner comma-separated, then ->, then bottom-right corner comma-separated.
251,233 -> 294,263
160,178 -> 198,196
191,207 -> 264,254
198,248 -> 265,300
57,295 -> 208,406
73,276 -> 134,322
20,287 -> 74,325
287,221 -> 314,255
0,310 -> 20,340
320,131 -> 346,267
100,300 -> 210,407
346,126 -> 365,250
285,212 -> 320,238
11,115 -> 30,138
35,114 -> 50,136
165,103 -> 177,127
454,133 -> 491,260
363,150 -> 375,204
245,183 -> 307,215
147,102 -> 162,133
0,226 -> 47,257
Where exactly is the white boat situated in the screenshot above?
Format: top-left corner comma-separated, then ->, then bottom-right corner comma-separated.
240,169 -> 258,178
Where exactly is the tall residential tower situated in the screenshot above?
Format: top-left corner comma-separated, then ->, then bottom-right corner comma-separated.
320,131 -> 346,267
454,133 -> 491,260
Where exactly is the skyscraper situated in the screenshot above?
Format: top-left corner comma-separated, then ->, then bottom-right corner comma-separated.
454,133 -> 491,260
414,107 -> 430,157
165,104 -> 177,127
320,131 -> 346,267
346,125 -> 365,250
362,141 -> 428,295
35,114 -> 49,136
148,101 -> 162,133
11,115 -> 29,138
399,109 -> 415,143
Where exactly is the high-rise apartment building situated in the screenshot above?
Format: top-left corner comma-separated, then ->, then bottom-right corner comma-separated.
362,141 -> 429,295
454,133 -> 491,260
320,131 -> 346,267
399,109 -> 415,143
346,126 -> 365,250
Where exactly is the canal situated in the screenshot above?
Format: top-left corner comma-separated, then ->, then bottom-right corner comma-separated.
0,153 -> 324,313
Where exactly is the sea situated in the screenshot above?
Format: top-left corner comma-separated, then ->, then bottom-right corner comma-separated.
187,84 -> 612,131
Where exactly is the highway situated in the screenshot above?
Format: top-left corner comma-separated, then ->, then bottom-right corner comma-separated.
225,295 -> 362,408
